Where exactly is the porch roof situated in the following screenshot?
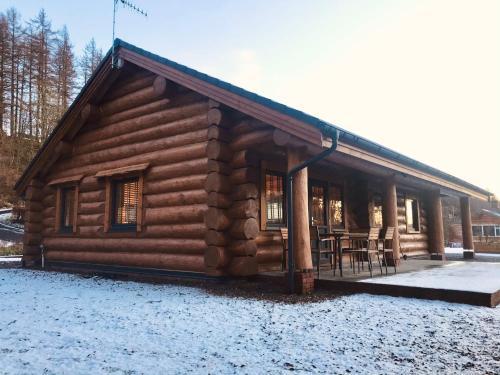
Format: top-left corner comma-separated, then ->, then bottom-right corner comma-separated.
15,39 -> 492,200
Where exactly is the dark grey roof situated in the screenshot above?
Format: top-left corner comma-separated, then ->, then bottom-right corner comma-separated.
15,38 -> 492,198
114,39 -> 490,197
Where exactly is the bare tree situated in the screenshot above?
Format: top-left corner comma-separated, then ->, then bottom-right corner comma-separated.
53,25 -> 76,118
0,6 -> 103,205
80,38 -> 103,85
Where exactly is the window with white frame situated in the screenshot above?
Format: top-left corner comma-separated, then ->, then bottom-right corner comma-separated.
472,224 -> 500,237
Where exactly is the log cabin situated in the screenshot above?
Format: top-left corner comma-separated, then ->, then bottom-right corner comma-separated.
15,39 -> 491,293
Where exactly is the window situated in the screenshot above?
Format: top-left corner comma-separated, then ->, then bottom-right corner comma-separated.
472,225 -> 482,236
370,194 -> 383,228
60,187 -> 76,232
328,185 -> 344,228
405,197 -> 420,232
264,172 -> 285,227
496,226 -> 500,237
112,178 -> 139,230
310,184 -> 326,226
483,225 -> 495,237
97,163 -> 148,233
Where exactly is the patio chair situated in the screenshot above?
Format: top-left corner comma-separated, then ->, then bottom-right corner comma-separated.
311,225 -> 336,278
379,226 -> 398,274
354,227 -> 383,277
279,227 -> 288,271
336,232 -> 357,275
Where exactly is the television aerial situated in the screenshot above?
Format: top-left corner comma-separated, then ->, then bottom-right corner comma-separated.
112,0 -> 148,68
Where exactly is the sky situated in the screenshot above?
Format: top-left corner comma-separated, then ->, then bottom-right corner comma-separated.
7,0 -> 500,197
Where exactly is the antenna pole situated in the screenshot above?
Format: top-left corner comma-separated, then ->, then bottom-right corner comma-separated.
111,0 -> 148,69
112,0 -> 117,68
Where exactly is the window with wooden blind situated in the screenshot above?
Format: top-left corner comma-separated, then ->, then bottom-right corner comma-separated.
310,183 -> 326,226
112,178 -> 139,230
60,187 -> 76,232
264,172 -> 285,227
328,185 -> 344,228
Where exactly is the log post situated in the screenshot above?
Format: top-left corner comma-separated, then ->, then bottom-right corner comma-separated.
460,196 -> 474,252
287,147 -> 314,293
428,190 -> 445,260
382,177 -> 400,265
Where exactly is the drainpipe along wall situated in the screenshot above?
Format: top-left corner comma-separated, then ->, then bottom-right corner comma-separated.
286,128 -> 339,294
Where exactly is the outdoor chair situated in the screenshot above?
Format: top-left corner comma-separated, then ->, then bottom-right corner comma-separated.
352,227 -> 383,277
280,227 -> 288,271
311,225 -> 336,278
337,233 -> 357,274
379,226 -> 398,274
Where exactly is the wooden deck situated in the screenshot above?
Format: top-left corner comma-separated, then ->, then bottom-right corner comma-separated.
261,257 -> 500,307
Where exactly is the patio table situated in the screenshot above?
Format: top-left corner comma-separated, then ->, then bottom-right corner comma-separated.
323,231 -> 368,277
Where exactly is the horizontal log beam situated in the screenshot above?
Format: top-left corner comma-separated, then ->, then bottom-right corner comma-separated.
77,101 -> 207,146
144,223 -> 206,238
144,175 -> 206,195
74,114 -> 208,157
144,189 -> 207,207
100,76 -> 171,116
45,250 -> 205,273
147,158 -> 208,181
51,142 -> 208,180
145,204 -> 207,225
43,237 -> 206,254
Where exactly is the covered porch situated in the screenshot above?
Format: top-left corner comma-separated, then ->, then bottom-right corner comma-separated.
243,127 -> 480,293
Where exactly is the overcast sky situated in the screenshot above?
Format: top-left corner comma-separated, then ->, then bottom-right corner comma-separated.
10,0 -> 500,197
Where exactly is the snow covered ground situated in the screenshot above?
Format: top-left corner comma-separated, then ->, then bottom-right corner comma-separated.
445,247 -> 500,257
360,261 -> 500,293
0,256 -> 21,262
0,269 -> 499,374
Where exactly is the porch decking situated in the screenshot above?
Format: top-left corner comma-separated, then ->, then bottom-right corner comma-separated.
261,256 -> 500,307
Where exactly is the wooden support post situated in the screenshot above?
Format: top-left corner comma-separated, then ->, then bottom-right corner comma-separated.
382,178 -> 400,265
287,147 -> 314,293
428,190 -> 445,260
460,196 -> 474,251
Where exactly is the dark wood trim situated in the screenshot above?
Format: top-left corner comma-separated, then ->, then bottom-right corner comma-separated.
48,174 -> 84,186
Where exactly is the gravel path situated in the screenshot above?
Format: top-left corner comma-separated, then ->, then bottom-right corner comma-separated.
0,269 -> 498,374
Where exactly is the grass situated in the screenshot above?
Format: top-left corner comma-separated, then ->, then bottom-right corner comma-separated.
0,244 -> 23,256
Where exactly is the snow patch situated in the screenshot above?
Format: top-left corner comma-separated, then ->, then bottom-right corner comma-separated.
360,262 -> 500,293
0,269 -> 499,373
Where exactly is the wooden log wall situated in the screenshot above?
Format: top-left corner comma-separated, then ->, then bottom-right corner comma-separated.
38,71 -> 210,273
203,104 -> 260,276
22,179 -> 44,264
397,194 -> 429,255
207,117 -> 282,273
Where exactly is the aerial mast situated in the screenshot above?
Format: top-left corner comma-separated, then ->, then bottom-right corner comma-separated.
112,0 -> 148,68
